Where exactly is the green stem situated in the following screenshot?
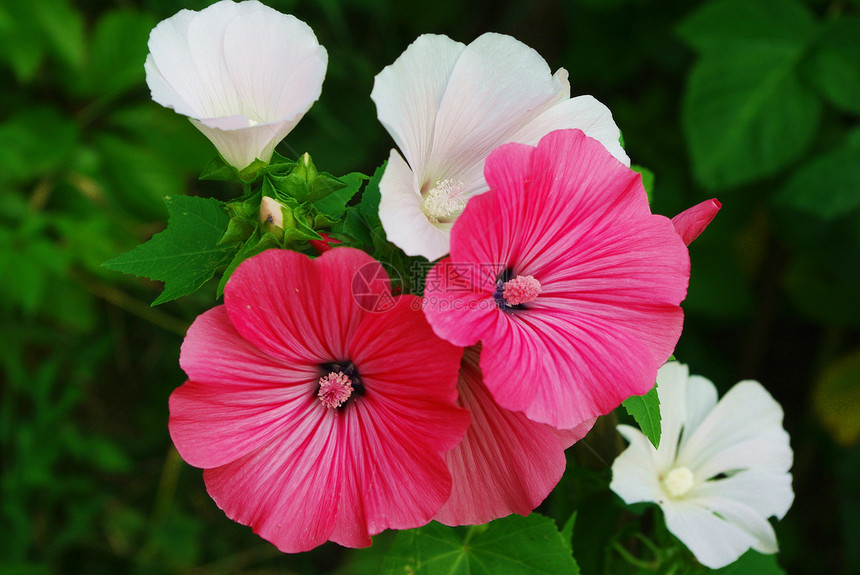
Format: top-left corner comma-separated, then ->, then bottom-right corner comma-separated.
613,541 -> 656,571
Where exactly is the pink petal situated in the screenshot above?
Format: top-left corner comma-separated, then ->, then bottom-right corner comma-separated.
202,295 -> 469,552
671,198 -> 721,246
427,129 -> 689,429
171,306 -> 319,469
436,347 -> 593,525
224,248 -> 387,364
423,258 -> 500,348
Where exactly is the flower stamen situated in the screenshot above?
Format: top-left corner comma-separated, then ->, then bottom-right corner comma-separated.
420,179 -> 466,223
662,466 -> 695,498
502,275 -> 542,306
317,371 -> 354,409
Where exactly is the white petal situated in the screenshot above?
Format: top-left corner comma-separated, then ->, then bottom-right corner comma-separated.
610,424 -> 664,505
663,501 -> 758,569
683,374 -> 718,440
427,33 -> 565,181
652,361 -> 690,471
371,34 -> 466,178
145,9 -> 205,118
146,1 -> 326,169
184,0 -> 244,118
378,150 -> 451,260
693,469 -> 794,521
192,119 -> 295,172
508,95 -> 629,166
679,380 -> 792,478
221,4 -> 327,122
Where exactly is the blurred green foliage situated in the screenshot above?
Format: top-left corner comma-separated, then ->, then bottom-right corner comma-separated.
1,0 -> 858,573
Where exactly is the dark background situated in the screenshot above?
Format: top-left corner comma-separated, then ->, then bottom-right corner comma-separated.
1,0 -> 858,573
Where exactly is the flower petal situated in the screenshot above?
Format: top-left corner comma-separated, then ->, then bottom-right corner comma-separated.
663,500 -> 760,569
427,33 -> 568,182
611,424 -> 665,505
220,3 -> 327,122
508,95 -> 629,167
678,380 -> 793,479
378,150 -> 451,260
436,347 -> 592,525
171,306 -> 318,468
371,34 -> 466,176
224,248 -> 386,365
671,199 -> 722,246
433,130 -> 688,428
693,469 -> 794,523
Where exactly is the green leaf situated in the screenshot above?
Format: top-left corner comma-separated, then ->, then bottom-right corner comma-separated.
80,9 -> 155,96
678,0 -> 821,190
622,381 -> 661,448
710,549 -> 786,574
313,172 -> 367,219
802,16 -> 860,115
678,0 -> 817,55
776,128 -> 860,219
103,196 -> 236,305
630,165 -> 655,203
0,106 -> 78,184
560,512 -> 577,550
359,162 -> 385,228
382,514 -> 579,575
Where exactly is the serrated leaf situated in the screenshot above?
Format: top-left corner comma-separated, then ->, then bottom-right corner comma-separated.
382,514 -> 579,575
776,128 -> 860,219
678,0 -> 821,190
103,196 -> 236,305
623,382 -> 661,448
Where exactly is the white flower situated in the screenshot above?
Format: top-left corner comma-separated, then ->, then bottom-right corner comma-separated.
370,33 -> 628,261
144,0 -> 327,171
610,362 -> 794,569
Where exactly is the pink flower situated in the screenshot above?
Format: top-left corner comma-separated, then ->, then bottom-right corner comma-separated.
436,346 -> 594,525
671,199 -> 721,246
423,129 -> 690,430
169,247 -> 469,552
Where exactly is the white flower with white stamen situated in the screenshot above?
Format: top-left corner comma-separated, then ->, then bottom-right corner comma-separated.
610,362 -> 794,569
144,0 -> 327,171
370,32 -> 628,260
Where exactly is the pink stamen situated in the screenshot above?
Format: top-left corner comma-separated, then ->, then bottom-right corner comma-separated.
503,275 -> 542,306
317,371 -> 353,408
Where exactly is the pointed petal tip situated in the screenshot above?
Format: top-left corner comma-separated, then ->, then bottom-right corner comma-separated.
671,198 -> 722,246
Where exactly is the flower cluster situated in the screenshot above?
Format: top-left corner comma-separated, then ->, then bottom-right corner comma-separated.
139,0 -> 792,567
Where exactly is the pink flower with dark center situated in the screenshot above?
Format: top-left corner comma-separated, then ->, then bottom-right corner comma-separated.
435,346 -> 594,525
423,129 -> 690,430
169,247 -> 469,552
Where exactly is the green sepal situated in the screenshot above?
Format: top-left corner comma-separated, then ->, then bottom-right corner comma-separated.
199,152 -> 297,184
313,171 -> 367,219
267,153 -> 352,204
